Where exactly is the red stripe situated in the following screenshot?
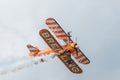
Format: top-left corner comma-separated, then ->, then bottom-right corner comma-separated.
49,26 -> 60,29
75,54 -> 83,59
56,35 -> 67,38
46,22 -> 57,25
30,50 -> 39,52
63,39 -> 68,42
80,59 -> 88,63
49,26 -> 60,30
49,26 -> 57,29
46,18 -> 54,20
54,30 -> 63,33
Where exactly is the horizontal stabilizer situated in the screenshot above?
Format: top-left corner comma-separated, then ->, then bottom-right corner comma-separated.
27,44 -> 40,56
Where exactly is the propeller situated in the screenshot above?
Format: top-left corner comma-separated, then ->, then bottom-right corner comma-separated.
75,37 -> 78,44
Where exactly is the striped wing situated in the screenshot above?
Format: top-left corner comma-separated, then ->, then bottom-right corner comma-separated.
40,29 -> 82,74
46,18 -> 90,64
46,18 -> 69,43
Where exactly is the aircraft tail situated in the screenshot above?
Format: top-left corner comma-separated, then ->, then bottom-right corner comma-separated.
27,44 -> 40,56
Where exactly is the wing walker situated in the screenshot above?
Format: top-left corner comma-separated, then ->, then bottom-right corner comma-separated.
27,18 -> 90,74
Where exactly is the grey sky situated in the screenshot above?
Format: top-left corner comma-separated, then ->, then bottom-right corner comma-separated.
0,0 -> 120,80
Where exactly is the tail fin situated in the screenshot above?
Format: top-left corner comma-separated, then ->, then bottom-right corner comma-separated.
27,44 -> 40,56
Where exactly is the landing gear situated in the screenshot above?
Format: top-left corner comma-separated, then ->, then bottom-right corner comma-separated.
67,59 -> 73,64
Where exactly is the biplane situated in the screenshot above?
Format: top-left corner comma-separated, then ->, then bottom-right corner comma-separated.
27,18 -> 90,74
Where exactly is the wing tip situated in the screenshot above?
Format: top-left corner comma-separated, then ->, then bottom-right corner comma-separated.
46,17 -> 54,20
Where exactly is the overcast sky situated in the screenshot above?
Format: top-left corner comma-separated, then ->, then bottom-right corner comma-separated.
0,0 -> 120,80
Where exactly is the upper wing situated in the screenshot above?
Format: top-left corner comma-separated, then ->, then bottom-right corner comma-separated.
46,18 -> 69,44
39,29 -> 82,74
46,18 -> 90,64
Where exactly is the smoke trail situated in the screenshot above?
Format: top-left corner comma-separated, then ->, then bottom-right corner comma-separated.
0,56 -> 47,75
